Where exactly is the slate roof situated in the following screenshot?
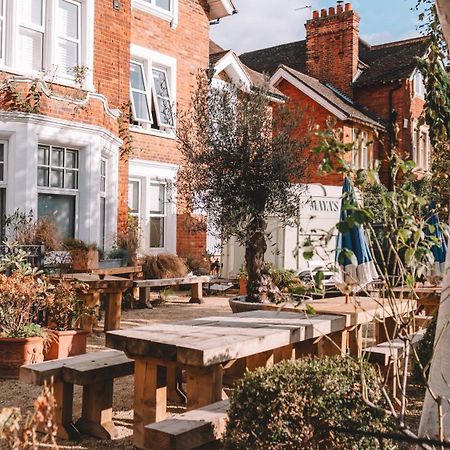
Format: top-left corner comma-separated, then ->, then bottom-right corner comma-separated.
239,36 -> 429,87
278,65 -> 386,130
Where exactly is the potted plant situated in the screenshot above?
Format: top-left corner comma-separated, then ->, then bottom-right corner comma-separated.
0,271 -> 50,378
98,247 -> 127,269
43,280 -> 92,360
62,238 -> 99,271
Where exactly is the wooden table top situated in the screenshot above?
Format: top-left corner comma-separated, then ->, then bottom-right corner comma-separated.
305,296 -> 417,327
106,311 -> 346,367
91,265 -> 142,276
51,273 -> 133,290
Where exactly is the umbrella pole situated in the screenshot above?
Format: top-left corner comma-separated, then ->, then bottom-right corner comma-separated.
345,293 -> 349,304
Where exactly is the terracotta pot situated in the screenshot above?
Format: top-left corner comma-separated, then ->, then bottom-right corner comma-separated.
44,329 -> 89,361
71,249 -> 99,271
239,277 -> 248,296
0,336 -> 44,379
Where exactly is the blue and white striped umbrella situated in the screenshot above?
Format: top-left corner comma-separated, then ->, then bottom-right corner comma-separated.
426,200 -> 448,277
333,177 -> 378,294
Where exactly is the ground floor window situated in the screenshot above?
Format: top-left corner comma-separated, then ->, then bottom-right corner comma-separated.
37,193 -> 76,239
353,129 -> 372,170
149,182 -> 166,248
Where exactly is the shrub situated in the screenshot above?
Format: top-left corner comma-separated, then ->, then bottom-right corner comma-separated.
223,357 -> 398,450
0,272 -> 50,337
185,255 -> 209,275
61,238 -> 97,252
142,254 -> 188,279
412,315 -> 437,384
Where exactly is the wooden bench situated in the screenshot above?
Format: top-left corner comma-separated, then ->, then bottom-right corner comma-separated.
145,400 -> 228,450
20,350 -> 134,440
364,330 -> 425,398
134,276 -> 211,307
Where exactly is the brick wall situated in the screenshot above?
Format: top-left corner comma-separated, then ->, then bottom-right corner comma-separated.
305,3 -> 359,98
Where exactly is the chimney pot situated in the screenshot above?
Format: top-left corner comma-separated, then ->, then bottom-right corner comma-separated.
345,3 -> 352,11
312,10 -> 319,19
328,7 -> 335,15
337,4 -> 343,13
320,8 -> 327,17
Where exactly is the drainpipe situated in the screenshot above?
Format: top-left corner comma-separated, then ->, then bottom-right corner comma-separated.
387,80 -> 403,190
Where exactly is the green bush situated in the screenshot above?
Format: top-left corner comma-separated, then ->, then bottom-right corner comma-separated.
412,315 -> 437,385
223,357 -> 399,450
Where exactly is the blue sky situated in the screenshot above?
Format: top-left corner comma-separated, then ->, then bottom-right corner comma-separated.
210,0 -> 422,54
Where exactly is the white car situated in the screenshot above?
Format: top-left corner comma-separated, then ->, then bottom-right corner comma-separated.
297,268 -> 339,296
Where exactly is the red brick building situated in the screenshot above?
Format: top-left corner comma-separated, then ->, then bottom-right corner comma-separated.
0,0 -> 235,258
238,2 -> 430,187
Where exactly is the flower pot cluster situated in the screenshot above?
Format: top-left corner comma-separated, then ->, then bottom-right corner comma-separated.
0,267 -> 95,379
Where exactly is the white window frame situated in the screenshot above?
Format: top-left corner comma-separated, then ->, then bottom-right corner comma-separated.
130,45 -> 177,138
37,144 -> 79,237
1,0 -> 94,88
54,0 -> 82,79
413,69 -> 425,99
152,67 -> 173,127
0,140 -> 7,187
352,128 -> 372,170
412,122 -> 430,171
130,60 -> 153,124
0,0 -> 6,63
128,178 -> 141,218
149,180 -> 166,249
132,0 -> 179,28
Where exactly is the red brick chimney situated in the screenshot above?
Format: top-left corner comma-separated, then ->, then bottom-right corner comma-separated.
305,2 -> 360,97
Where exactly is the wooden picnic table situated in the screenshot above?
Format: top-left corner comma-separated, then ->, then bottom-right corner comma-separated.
134,275 -> 211,307
90,265 -> 142,279
392,285 -> 441,315
53,273 -> 133,332
305,296 -> 417,356
106,310 -> 346,449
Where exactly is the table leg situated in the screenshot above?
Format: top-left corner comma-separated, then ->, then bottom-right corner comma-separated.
348,325 -> 363,357
138,287 -> 150,308
223,358 -> 246,386
375,316 -> 398,343
133,359 -> 167,449
316,330 -> 347,356
246,350 -> 274,370
189,282 -> 204,304
76,380 -> 117,439
185,365 -> 223,411
53,381 -> 79,440
104,292 -> 122,332
80,292 -> 100,332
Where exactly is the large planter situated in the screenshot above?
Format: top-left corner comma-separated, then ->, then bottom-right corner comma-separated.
229,296 -> 311,314
71,249 -> 99,271
239,277 -> 248,296
44,329 -> 89,361
98,259 -> 125,269
0,336 -> 44,379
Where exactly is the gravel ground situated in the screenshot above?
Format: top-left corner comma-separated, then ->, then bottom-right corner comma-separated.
0,292 -> 233,450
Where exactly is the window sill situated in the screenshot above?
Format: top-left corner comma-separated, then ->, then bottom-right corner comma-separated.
133,0 -> 174,23
130,125 -> 176,140
0,65 -> 95,93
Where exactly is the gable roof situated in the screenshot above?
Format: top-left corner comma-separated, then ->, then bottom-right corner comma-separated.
272,65 -> 386,130
239,36 -> 429,88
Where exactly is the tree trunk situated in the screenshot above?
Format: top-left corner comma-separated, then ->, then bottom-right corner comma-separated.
418,4 -> 450,443
244,217 -> 283,303
418,248 -> 450,442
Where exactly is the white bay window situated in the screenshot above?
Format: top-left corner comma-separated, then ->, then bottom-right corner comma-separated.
130,45 -> 176,136
1,0 -> 93,85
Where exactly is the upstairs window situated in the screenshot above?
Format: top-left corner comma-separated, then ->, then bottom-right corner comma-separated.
18,0 -> 45,71
129,50 -> 176,134
133,0 -> 177,26
139,0 -> 171,12
414,70 -> 425,99
412,125 -> 430,171
0,0 -> 93,84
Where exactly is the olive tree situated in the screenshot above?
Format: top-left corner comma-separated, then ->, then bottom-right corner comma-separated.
177,73 -> 309,302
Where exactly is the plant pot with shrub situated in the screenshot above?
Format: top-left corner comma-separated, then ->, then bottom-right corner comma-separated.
44,280 -> 93,361
62,238 -> 99,271
0,272 -> 50,378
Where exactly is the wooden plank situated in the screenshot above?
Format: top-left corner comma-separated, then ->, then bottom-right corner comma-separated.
76,380 -> 117,439
20,350 -> 123,385
273,344 -> 294,363
104,292 -> 123,332
348,325 -> 363,357
246,350 -> 274,370
62,353 -> 134,385
91,265 -> 142,276
185,365 -> 223,411
316,330 -> 347,357
189,282 -> 203,304
134,359 -> 167,449
53,381 -> 79,440
144,400 -> 228,450
134,276 -> 211,288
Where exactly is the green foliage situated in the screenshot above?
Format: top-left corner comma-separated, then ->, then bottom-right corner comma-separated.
412,315 -> 437,384
9,323 -> 43,338
223,357 -> 398,450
